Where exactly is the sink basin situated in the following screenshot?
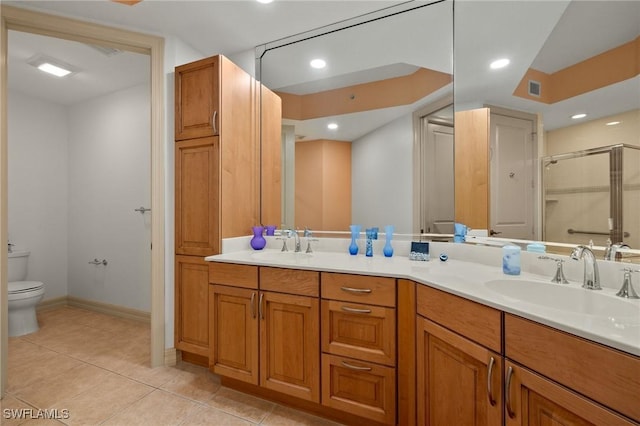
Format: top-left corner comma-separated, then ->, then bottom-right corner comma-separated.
484,279 -> 640,317
250,251 -> 313,262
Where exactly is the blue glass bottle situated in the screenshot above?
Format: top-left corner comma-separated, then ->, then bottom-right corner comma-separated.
349,225 -> 361,255
383,225 -> 394,257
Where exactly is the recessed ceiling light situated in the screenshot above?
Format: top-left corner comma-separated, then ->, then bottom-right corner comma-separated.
606,121 -> 621,126
490,58 -> 510,69
571,113 -> 587,120
27,54 -> 77,78
256,0 -> 273,3
327,123 -> 338,130
310,59 -> 326,69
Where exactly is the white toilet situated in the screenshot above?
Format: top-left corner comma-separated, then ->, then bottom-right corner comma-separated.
8,250 -> 45,337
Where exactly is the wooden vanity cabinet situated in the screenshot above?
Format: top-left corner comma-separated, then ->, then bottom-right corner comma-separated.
504,314 -> 640,425
209,264 -> 321,403
416,285 -> 503,426
174,54 -> 282,362
320,272 -> 397,425
174,255 -> 211,360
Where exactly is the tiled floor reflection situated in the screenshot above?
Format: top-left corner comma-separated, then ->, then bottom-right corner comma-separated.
4,307 -> 343,425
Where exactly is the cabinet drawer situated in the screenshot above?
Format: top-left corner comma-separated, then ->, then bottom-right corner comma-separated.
322,354 -> 396,425
505,314 -> 640,423
321,300 -> 395,366
417,284 -> 501,353
209,263 -> 258,289
259,267 -> 319,297
322,273 -> 396,307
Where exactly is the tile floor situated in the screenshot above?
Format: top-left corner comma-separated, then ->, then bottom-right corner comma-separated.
3,307 -> 343,426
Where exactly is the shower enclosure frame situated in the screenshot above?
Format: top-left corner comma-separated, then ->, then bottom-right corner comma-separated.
541,143 -> 639,244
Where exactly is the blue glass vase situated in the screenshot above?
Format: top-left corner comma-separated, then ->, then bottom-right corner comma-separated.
349,225 -> 361,255
383,225 -> 394,257
250,226 -> 266,250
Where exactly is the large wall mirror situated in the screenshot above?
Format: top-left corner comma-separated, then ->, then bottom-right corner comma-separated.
455,0 -> 639,251
257,0 -> 453,234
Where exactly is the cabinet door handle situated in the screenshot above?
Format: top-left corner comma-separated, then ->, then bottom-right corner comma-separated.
506,366 -> 515,418
211,110 -> 218,134
487,356 -> 496,406
259,293 -> 264,320
250,292 -> 256,319
341,361 -> 372,371
340,286 -> 372,294
341,306 -> 372,314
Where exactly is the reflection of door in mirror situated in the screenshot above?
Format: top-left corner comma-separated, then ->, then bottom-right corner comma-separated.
418,104 -> 454,234
490,113 -> 535,240
455,108 -> 538,239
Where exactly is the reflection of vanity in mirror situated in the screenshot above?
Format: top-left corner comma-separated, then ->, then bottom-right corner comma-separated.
258,0 -> 639,259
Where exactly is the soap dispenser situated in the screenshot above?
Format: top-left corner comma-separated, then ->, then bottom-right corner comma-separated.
502,245 -> 521,275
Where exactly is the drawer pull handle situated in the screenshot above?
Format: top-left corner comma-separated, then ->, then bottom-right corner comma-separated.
250,292 -> 256,319
506,366 -> 515,418
341,361 -> 372,371
487,356 -> 496,406
341,306 -> 372,314
340,286 -> 372,294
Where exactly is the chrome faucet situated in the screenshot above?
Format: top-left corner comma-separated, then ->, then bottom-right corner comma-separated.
616,268 -> 640,299
570,245 -> 601,290
281,228 -> 302,252
538,256 -> 569,284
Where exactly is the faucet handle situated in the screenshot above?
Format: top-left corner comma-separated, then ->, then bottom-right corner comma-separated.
538,256 -> 569,284
277,236 -> 289,252
305,238 -> 319,253
616,268 -> 640,299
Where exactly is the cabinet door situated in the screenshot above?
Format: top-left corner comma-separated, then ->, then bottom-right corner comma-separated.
209,284 -> 259,385
175,255 -> 210,357
175,137 -> 220,256
175,56 -> 219,140
260,291 -> 320,403
417,317 -> 502,426
504,361 -> 636,426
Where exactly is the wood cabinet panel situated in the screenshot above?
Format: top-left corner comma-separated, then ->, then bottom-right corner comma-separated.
417,284 -> 502,353
175,255 -> 210,357
321,300 -> 395,366
454,107 -> 489,229
175,56 -> 219,140
504,361 -> 635,426
260,292 -> 320,402
175,137 -> 220,256
209,263 -> 258,289
322,354 -> 396,425
209,284 -> 259,385
259,83 -> 282,227
260,267 -> 319,297
321,273 -> 396,307
416,317 -> 502,426
505,314 -> 640,423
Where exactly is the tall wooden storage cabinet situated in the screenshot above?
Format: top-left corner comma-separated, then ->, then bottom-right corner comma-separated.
174,55 -> 281,361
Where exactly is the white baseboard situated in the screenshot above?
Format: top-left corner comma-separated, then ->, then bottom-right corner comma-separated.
37,295 -> 150,324
165,348 -> 178,366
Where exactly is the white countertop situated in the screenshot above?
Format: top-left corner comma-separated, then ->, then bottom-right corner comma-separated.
206,243 -> 640,357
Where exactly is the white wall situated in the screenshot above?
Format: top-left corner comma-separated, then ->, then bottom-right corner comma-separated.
7,91 -> 69,300
352,114 -> 413,233
67,84 -> 151,311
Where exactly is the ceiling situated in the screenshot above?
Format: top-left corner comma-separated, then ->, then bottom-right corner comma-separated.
4,0 -> 639,133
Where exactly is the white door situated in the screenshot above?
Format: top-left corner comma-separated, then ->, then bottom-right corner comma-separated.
422,120 -> 454,234
490,114 -> 535,239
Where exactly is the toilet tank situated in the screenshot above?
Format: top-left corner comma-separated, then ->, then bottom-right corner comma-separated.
8,250 -> 30,282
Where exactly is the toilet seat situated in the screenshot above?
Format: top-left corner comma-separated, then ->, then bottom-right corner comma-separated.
9,281 -> 45,294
